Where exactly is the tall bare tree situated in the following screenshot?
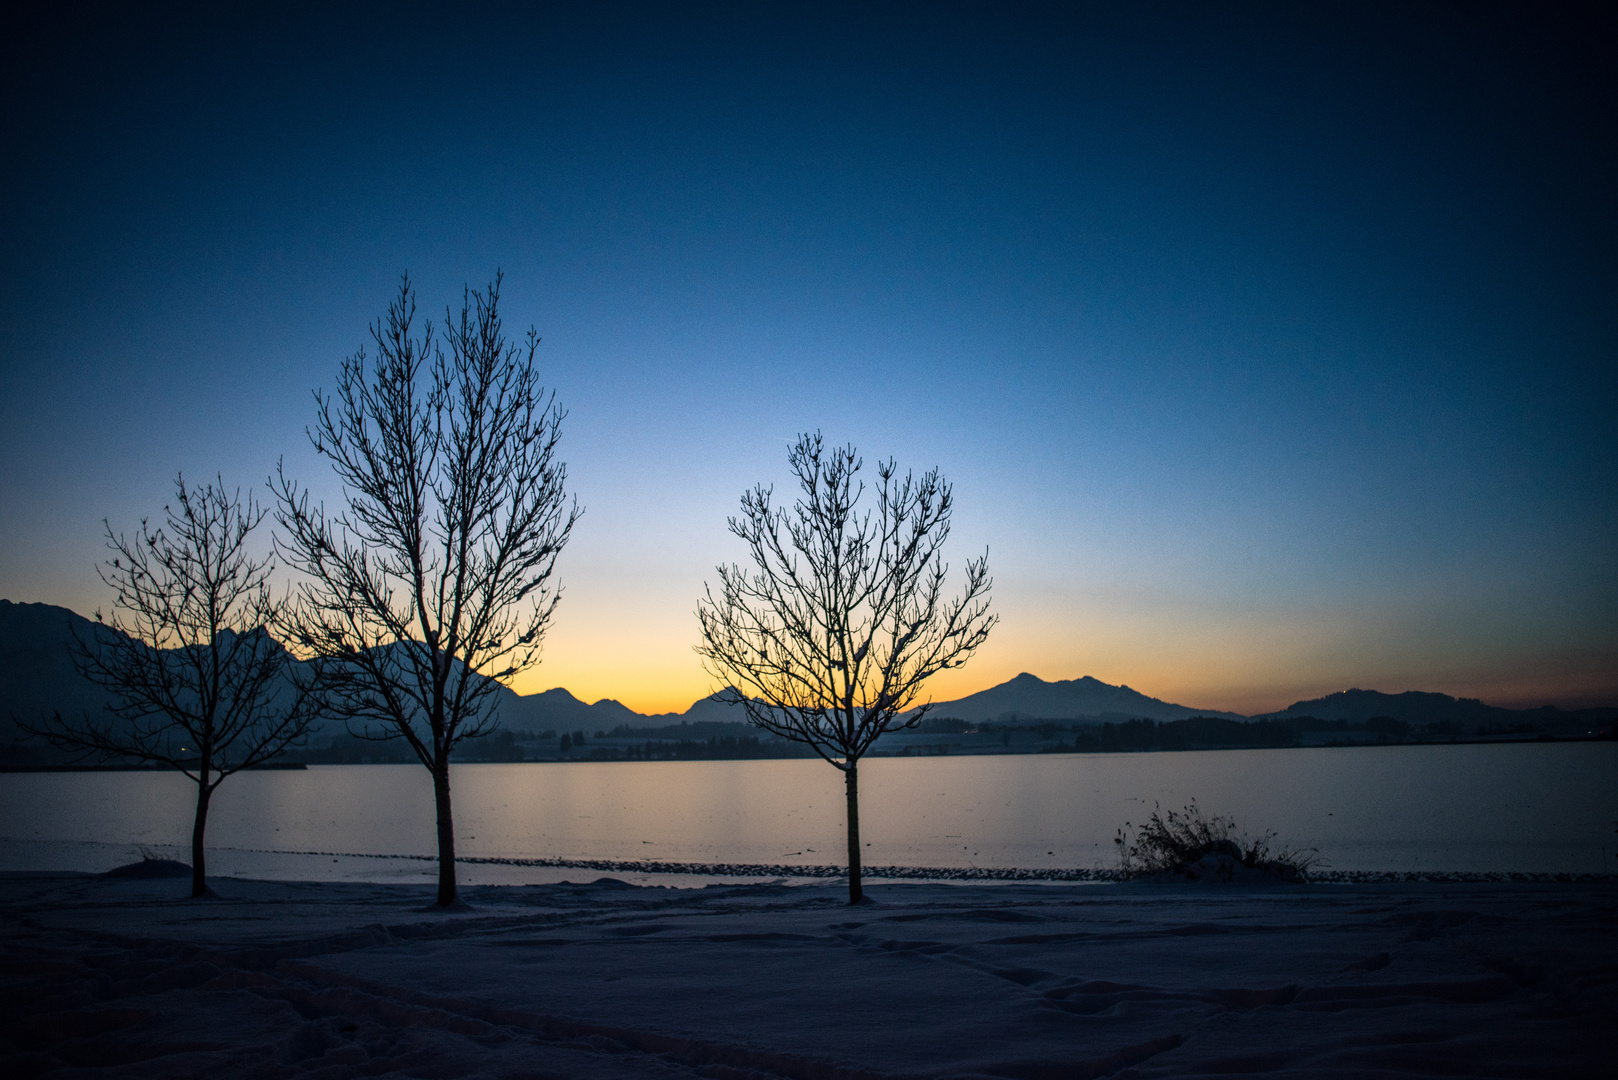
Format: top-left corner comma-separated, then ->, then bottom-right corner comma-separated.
697,433 -> 997,903
274,273 -> 579,907
29,476 -> 314,898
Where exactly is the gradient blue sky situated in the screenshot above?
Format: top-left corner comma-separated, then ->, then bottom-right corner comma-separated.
2,2 -> 1613,713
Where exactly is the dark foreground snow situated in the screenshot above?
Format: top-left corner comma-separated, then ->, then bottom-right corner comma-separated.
0,872 -> 1612,1078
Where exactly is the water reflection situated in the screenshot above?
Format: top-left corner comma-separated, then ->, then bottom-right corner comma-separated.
2,743 -> 1613,876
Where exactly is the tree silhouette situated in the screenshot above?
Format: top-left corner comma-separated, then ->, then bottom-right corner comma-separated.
697,433 -> 996,903
274,273 -> 579,907
29,476 -> 314,897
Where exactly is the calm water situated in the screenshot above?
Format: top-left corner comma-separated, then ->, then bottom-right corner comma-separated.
3,743 -> 1614,881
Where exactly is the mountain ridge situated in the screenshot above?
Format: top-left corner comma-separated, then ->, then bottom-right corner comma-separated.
5,600 -> 1609,751
1257,688 -> 1531,727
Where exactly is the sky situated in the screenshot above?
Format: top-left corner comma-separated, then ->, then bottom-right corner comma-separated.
1,2 -> 1614,716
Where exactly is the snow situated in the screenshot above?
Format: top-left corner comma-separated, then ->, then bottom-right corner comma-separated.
1,870 -> 1612,1077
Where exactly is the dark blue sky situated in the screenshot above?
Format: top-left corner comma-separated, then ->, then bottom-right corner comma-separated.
2,2 -> 1613,711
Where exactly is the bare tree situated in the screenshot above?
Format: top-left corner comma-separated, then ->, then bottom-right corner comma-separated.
697,433 -> 997,903
28,476 -> 314,898
274,273 -> 579,907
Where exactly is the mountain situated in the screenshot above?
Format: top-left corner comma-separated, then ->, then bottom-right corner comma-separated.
919,672 -> 1249,724
0,600 -> 121,745
497,686 -> 749,732
479,673 -> 1245,733
0,600 -> 320,763
1259,688 -> 1525,727
496,687 -> 635,733
0,601 -> 746,752
637,693 -> 752,726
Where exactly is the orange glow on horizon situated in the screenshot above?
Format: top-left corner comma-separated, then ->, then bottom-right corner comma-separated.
511,605 -> 1618,718
510,660 -> 1618,720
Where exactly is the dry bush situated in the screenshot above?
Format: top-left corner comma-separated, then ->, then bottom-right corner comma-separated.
1114,801 -> 1320,882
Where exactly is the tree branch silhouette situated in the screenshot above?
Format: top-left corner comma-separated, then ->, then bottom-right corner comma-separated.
274,272 -> 579,907
697,432 -> 996,902
26,476 -> 314,897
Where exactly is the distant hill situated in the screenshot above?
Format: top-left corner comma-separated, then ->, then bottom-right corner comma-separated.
640,693 -> 752,727
496,686 -> 748,733
497,687 -> 639,733
1255,687 -> 1593,729
918,672 -> 1249,724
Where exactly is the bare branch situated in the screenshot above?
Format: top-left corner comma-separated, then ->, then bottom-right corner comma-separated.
696,433 -> 996,902
273,272 -> 579,906
23,475 -> 316,897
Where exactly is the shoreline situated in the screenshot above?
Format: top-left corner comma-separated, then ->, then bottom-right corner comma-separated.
5,731 -> 1611,771
216,848 -> 1618,885
7,835 -> 1618,888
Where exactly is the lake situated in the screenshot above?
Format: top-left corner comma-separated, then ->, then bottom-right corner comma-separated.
2,743 -> 1614,884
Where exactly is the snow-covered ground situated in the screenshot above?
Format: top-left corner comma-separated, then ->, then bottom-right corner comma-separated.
1,871 -> 1612,1077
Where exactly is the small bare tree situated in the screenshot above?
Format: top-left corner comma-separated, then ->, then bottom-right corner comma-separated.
28,476 -> 314,898
697,433 -> 997,903
274,273 -> 579,907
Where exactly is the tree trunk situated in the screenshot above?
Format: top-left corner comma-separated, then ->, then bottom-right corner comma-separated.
190,778 -> 211,898
432,762 -> 458,906
844,762 -> 862,904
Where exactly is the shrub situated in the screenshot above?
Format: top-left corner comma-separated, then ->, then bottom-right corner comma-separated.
1114,801 -> 1319,882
